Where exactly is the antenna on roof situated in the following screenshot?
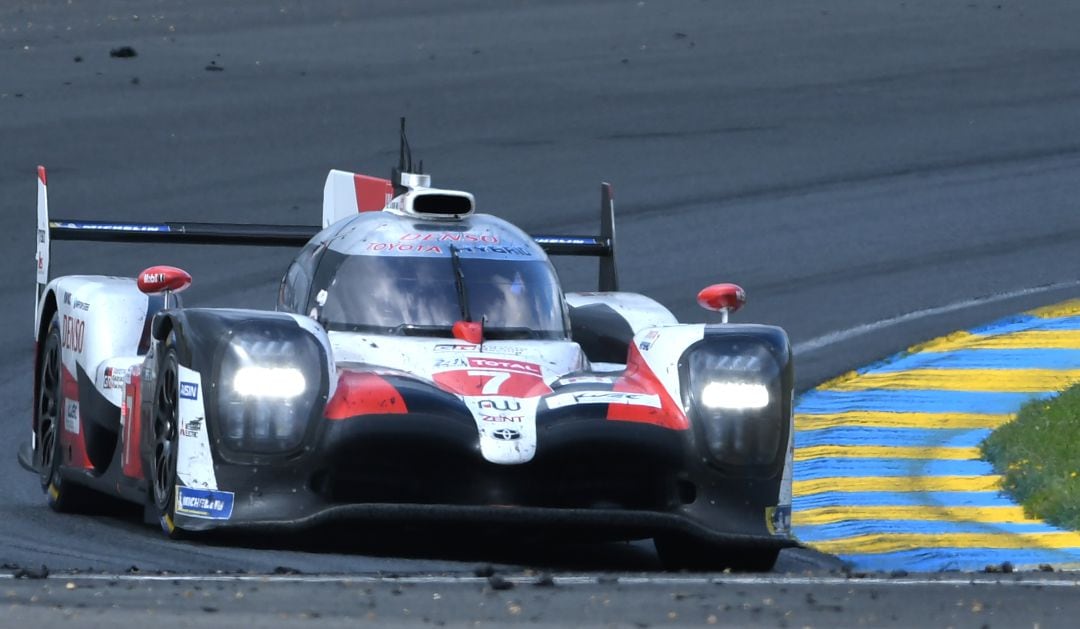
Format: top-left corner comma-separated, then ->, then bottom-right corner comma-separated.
391,117 -> 431,194
392,117 -> 412,196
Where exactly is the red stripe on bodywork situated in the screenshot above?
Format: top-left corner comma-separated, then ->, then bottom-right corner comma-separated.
353,174 -> 393,212
37,165 -> 47,185
325,371 -> 408,419
607,344 -> 689,430
122,372 -> 143,479
60,365 -> 93,470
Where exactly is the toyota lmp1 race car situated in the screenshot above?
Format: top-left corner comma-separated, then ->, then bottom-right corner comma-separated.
21,129 -> 795,571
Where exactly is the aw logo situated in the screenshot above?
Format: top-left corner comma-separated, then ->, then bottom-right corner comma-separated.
179,381 -> 199,400
477,398 -> 521,411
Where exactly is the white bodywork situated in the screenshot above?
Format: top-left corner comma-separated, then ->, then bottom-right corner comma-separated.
38,276 -> 151,407
330,333 -> 587,464
565,291 -> 678,332
176,364 -> 217,490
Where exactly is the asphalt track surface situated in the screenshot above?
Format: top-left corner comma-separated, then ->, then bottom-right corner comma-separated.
1,0 -> 1079,625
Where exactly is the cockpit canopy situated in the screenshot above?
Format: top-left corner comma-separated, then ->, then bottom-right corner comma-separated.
279,213 -> 569,340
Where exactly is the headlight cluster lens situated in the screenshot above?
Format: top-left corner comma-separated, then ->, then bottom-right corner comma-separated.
686,340 -> 783,467
700,381 -> 770,410
217,328 -> 322,454
233,366 -> 307,398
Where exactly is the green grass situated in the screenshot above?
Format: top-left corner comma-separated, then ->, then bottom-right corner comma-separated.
982,383 -> 1080,529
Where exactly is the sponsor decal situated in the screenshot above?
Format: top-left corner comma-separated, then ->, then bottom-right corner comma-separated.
401,232 -> 500,243
477,398 -> 521,411
62,315 -> 84,353
179,418 -> 202,438
72,299 -> 90,312
58,221 -> 169,233
366,242 -> 443,254
179,381 -> 199,400
638,329 -> 660,351
454,244 -> 532,257
37,229 -> 46,244
557,375 -> 617,386
433,356 -> 469,369
481,414 -> 523,423
102,367 -> 126,389
175,486 -> 234,520
489,428 -> 521,441
63,400 -> 80,434
142,271 -> 166,284
434,344 -> 479,352
467,358 -> 541,376
545,390 -> 662,410
63,291 -> 71,305
433,343 -> 527,356
533,236 -> 598,246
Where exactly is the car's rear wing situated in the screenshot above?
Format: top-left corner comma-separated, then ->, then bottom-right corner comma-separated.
35,167 -> 619,303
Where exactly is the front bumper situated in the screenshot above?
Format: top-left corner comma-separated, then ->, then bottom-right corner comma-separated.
173,412 -> 794,550
196,502 -> 796,551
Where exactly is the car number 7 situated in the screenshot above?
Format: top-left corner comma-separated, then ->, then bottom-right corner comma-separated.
467,370 -> 511,395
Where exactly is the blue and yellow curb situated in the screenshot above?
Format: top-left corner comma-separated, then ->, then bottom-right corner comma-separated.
792,299 -> 1080,571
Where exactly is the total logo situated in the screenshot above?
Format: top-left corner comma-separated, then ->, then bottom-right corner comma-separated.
467,358 -> 540,376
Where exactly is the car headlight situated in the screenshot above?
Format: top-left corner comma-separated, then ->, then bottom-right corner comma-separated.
684,339 -> 784,468
700,381 -> 770,410
217,328 -> 323,454
233,366 -> 307,398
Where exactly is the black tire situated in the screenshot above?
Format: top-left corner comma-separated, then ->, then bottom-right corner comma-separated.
36,314 -> 92,512
654,535 -> 780,572
149,343 -> 186,539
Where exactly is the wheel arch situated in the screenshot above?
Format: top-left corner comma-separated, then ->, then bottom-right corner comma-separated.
33,290 -> 59,433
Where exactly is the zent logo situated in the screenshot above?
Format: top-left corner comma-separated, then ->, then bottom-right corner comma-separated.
179,381 -> 199,400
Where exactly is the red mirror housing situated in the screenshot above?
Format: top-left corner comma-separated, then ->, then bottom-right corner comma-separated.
452,320 -> 484,344
697,283 -> 745,316
138,266 -> 192,295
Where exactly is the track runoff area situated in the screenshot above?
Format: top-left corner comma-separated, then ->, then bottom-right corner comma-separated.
792,299 -> 1080,571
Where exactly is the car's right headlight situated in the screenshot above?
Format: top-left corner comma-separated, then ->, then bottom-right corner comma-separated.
216,328 -> 323,454
684,338 -> 785,469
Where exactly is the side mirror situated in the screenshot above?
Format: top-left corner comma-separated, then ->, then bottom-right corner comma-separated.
138,265 -> 192,308
697,283 -> 745,323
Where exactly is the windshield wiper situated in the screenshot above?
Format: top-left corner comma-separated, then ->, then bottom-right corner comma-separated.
449,244 -> 471,322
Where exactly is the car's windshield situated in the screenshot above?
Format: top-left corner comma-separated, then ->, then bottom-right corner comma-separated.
318,252 -> 567,339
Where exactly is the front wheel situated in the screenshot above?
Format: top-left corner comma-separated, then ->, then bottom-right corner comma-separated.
654,535 -> 780,572
36,313 -> 92,512
149,344 -> 186,539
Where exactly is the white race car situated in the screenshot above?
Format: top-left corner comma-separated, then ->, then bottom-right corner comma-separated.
22,124 -> 795,570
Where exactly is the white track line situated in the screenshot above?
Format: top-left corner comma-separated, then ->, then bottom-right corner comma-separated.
793,279 -> 1080,355
4,572 -> 1080,588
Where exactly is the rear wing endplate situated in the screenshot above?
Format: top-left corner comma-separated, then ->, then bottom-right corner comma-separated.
530,182 -> 618,291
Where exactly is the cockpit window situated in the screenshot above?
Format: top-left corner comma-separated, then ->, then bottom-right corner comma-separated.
315,252 -> 568,340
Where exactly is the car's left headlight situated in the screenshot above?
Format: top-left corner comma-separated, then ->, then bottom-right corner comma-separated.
684,339 -> 785,468
216,328 -> 323,454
